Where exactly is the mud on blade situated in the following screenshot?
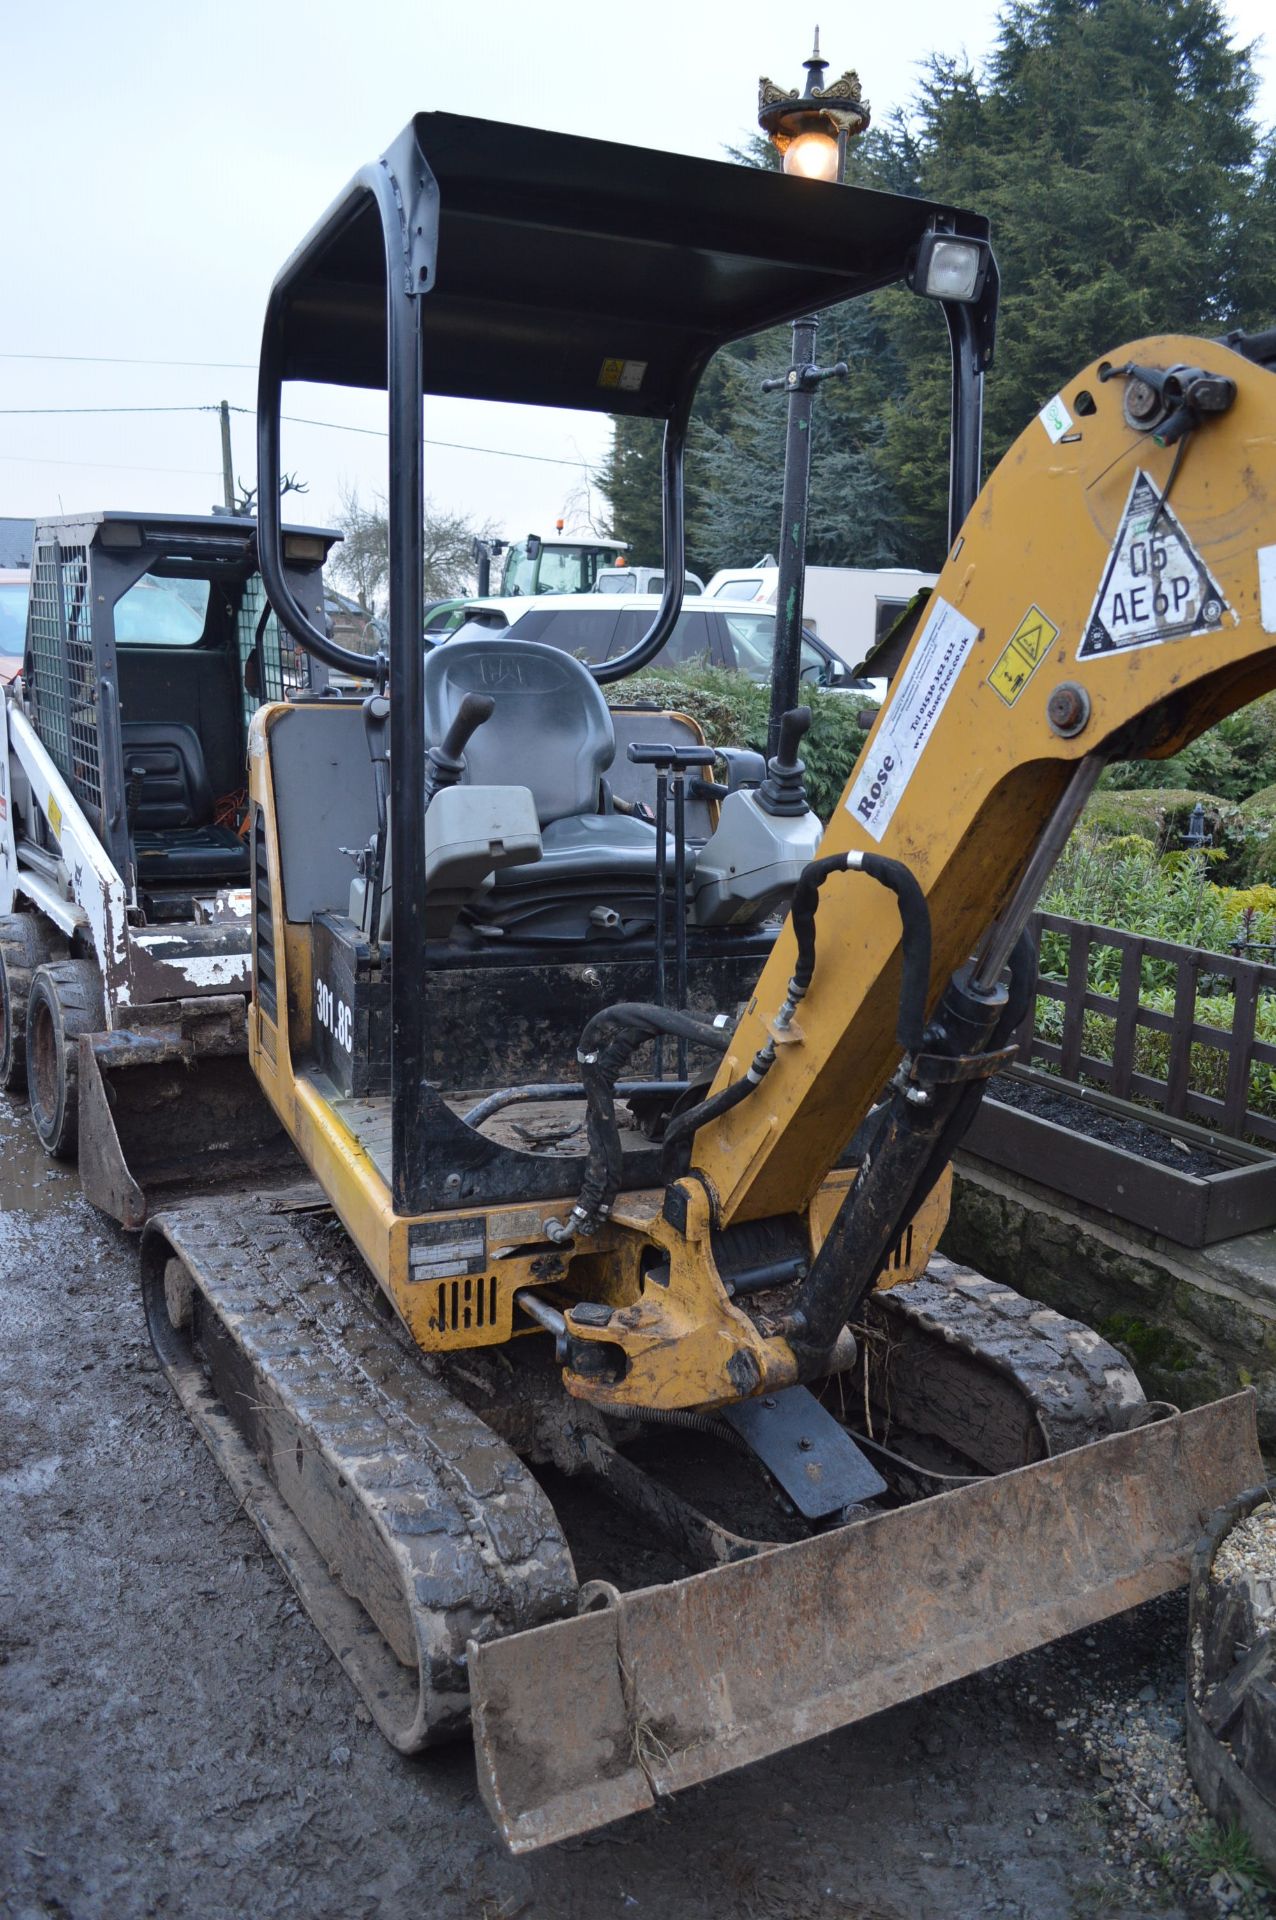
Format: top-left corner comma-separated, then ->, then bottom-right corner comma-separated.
470,1393 -> 1261,1854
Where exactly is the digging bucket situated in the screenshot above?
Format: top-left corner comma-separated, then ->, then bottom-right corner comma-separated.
470,1391 -> 1261,1853
77,1023 -> 299,1229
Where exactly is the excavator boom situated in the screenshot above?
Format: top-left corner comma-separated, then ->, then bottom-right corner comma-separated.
693,335 -> 1276,1226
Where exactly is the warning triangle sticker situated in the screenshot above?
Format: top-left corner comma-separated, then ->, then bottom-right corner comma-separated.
1078,470 -> 1229,660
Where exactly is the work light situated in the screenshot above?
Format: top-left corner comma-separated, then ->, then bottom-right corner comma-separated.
909,231 -> 991,305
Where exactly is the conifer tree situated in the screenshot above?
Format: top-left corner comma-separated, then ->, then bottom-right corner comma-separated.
601,0 -> 1276,573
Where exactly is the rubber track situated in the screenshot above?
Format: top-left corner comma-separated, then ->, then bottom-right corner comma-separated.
144,1198 -> 577,1751
872,1252 -> 1147,1459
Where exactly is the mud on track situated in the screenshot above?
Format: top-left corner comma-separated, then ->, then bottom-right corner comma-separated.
0,1092 -> 1261,1920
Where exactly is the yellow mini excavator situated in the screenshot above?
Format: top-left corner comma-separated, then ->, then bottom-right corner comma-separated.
139,111 -> 1274,1850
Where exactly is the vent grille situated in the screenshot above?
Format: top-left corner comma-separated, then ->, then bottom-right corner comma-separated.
434,1275 -> 499,1336
236,573 -> 312,731
880,1224 -> 914,1276
27,540 -> 102,820
252,806 -> 277,1020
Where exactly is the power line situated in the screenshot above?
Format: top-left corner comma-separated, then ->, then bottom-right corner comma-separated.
0,452 -> 221,477
0,405 -> 218,417
0,400 -> 598,470
0,350 -> 255,370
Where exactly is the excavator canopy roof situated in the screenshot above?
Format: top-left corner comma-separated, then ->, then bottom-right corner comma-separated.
272,111 -> 995,417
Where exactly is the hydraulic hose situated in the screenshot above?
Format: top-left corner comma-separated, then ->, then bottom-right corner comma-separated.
659,1040 -> 776,1172
787,851 -> 932,1050
545,1003 -> 731,1241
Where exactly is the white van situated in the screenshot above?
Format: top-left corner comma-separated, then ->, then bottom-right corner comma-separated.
704,563 -> 935,673
595,566 -> 704,595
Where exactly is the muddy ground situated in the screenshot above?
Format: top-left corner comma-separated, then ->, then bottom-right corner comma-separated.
0,1090 -> 1270,1920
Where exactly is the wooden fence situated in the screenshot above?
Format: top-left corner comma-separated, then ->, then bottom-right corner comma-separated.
1015,911 -> 1276,1147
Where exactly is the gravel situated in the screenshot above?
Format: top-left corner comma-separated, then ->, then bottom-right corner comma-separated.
1213,1504 -> 1276,1628
1,1091 -> 1272,1919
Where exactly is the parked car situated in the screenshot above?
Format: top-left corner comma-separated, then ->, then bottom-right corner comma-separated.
0,568 -> 30,683
704,563 -> 935,678
434,592 -> 876,694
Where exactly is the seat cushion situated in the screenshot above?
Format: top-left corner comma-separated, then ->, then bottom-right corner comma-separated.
471,813 -> 692,942
491,811 -> 676,888
133,824 -> 250,884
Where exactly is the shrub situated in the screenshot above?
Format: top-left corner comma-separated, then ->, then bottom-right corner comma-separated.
1076,789 -> 1252,881
1035,829 -> 1276,1133
610,662 -> 869,821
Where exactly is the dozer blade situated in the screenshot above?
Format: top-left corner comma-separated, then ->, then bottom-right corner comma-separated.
78,1022 -> 300,1229
470,1392 -> 1261,1853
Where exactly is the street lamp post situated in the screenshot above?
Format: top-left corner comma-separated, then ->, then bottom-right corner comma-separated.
758,33 -> 869,755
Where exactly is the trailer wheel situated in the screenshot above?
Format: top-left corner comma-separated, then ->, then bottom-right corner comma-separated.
0,912 -> 68,1092
25,960 -> 105,1158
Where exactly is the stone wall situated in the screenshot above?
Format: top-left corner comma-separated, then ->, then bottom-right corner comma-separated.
945,1154 -> 1276,1453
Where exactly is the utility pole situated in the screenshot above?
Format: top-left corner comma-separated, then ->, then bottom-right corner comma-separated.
218,401 -> 235,514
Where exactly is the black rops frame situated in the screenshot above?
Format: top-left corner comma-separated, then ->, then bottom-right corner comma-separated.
254,110 -> 999,1219
26,511 -> 334,888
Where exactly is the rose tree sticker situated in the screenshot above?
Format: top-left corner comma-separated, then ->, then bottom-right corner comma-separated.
846,596 -> 980,842
1078,470 -> 1229,659
988,605 -> 1059,706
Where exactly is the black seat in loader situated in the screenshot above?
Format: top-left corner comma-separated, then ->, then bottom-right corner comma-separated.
121,720 -> 250,885
423,637 -> 673,941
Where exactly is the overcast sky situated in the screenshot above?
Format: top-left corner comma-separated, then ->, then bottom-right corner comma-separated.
3,0 -> 1273,544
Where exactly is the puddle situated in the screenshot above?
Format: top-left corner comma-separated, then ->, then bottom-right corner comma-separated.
0,1095 -> 77,1215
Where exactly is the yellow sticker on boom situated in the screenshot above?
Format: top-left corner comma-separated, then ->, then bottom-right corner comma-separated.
47,795 -> 62,840
988,605 -> 1059,706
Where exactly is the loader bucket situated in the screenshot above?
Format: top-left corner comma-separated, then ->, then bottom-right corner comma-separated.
78,1027 -> 300,1229
470,1392 -> 1261,1853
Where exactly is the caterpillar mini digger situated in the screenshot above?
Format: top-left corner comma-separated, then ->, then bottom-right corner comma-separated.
137,112 -> 1276,1850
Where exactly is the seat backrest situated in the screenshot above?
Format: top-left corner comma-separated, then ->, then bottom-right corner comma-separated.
424,637 -> 615,826
120,720 -> 213,830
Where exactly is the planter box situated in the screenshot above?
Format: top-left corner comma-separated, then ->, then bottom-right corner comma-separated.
963,1091 -> 1276,1249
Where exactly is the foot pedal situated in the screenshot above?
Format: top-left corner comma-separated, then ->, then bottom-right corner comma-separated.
722,1384 -> 887,1519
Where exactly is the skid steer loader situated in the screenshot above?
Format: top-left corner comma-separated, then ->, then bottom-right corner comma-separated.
0,511 -> 337,1224
138,111 -> 1273,1851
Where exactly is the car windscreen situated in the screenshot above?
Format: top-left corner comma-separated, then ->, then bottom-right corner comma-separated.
508,605 -> 622,660
611,608 -> 714,665
0,582 -> 29,652
720,610 -> 828,685
114,574 -> 211,645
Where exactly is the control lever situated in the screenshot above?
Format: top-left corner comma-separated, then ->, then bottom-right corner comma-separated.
626,740 -> 717,1076
424,691 -> 495,807
755,705 -> 812,817
362,694 -> 391,946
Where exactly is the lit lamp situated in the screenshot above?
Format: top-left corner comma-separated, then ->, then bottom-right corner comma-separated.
758,29 -> 870,185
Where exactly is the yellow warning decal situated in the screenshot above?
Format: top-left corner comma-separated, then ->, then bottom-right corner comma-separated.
47,794 -> 62,839
597,357 -> 648,393
988,605 -> 1060,706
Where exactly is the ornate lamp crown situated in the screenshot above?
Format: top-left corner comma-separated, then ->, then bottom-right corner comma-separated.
758,28 -> 870,158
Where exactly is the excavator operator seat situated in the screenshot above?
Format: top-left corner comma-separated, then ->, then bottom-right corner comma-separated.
421,636 -> 675,942
425,636 -> 614,823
